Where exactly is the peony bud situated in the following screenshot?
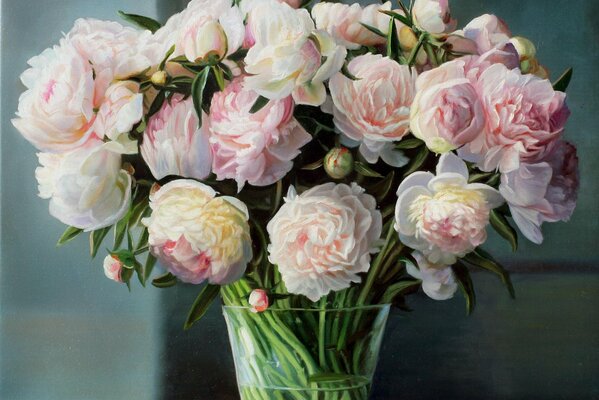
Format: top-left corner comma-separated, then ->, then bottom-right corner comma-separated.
399,26 -> 418,51
183,20 -> 228,62
249,289 -> 269,313
151,70 -> 168,86
510,36 -> 536,61
103,254 -> 123,283
324,147 -> 354,179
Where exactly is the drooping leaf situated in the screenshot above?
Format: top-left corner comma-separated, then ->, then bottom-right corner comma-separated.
118,11 -> 161,33
90,227 -> 111,259
359,23 -> 386,38
378,9 -> 411,27
301,159 -> 324,171
490,210 -> 518,252
463,249 -> 515,299
553,67 -> 573,92
184,284 -> 221,330
341,62 -> 360,80
57,226 -> 83,246
143,253 -> 157,285
402,145 -> 429,177
468,171 -> 495,183
381,279 -> 421,304
250,95 -> 269,114
129,198 -> 150,228
114,212 -> 131,250
147,90 -> 166,118
191,67 -> 210,126
369,170 -> 396,202
212,65 -> 226,91
152,272 -> 177,288
354,161 -> 384,178
227,48 -> 248,62
395,138 -> 424,150
386,16 -> 401,63
159,45 -> 176,71
451,262 -> 476,315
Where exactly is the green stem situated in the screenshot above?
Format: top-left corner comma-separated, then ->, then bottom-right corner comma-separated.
319,297 -> 328,370
407,32 -> 427,66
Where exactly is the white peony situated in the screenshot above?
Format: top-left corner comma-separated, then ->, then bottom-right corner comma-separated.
143,180 -> 252,285
35,138 -> 132,231
394,153 -> 504,264
267,183 -> 382,302
406,251 -> 457,300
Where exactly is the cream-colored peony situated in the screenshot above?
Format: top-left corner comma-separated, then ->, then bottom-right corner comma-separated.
394,153 -> 504,264
93,80 -> 143,154
311,2 -> 398,50
141,95 -> 212,181
244,0 -> 346,106
329,53 -> 417,164
412,0 -> 456,34
267,183 -> 382,302
143,180 -> 252,285
35,138 -> 132,231
406,251 -> 457,300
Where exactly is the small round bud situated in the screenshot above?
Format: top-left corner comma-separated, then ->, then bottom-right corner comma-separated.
103,254 -> 123,283
151,70 -> 168,86
510,36 -> 536,61
249,289 -> 269,313
324,147 -> 354,180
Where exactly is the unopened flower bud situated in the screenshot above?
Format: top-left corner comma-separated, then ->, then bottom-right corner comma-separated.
151,70 -> 168,86
103,254 -> 123,283
399,27 -> 418,51
510,36 -> 536,61
324,147 -> 354,179
249,289 -> 269,313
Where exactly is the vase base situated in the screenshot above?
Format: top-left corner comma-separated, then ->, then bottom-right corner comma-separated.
239,381 -> 371,400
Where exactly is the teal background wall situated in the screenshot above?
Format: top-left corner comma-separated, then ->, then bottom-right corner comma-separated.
1,0 -> 598,399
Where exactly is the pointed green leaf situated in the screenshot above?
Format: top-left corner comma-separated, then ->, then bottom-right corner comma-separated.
451,262 -> 476,315
381,279 -> 421,304
386,16 -> 402,63
90,227 -> 111,259
395,138 -> 424,150
136,227 -> 149,252
341,61 -> 360,80
191,68 -> 210,126
369,170 -> 395,202
159,45 -> 176,71
114,211 -> 131,250
553,67 -> 573,92
463,249 -> 515,299
354,161 -> 384,178
143,253 -> 157,285
468,172 -> 495,183
118,11 -> 161,33
301,159 -> 324,171
152,272 -> 177,288
490,210 -> 518,252
57,226 -> 83,246
147,90 -> 166,118
250,95 -> 269,114
378,9 -> 411,27
184,284 -> 221,330
359,23 -> 386,38
402,145 -> 429,177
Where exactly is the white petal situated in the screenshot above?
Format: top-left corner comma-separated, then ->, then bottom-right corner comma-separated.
436,152 -> 469,178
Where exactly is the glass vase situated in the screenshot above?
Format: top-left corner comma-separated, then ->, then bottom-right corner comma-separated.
223,304 -> 390,400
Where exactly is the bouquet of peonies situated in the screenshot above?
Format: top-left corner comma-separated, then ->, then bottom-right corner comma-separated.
13,0 -> 579,397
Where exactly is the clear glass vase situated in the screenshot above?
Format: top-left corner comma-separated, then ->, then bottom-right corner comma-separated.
223,304 -> 390,400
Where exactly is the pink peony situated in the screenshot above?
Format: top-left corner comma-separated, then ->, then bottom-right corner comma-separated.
208,77 -> 311,190
499,141 -> 579,244
460,14 -> 512,55
395,153 -> 504,264
141,95 -> 212,181
329,54 -> 417,164
249,289 -> 269,313
412,0 -> 456,34
459,63 -> 570,172
103,255 -> 124,283
267,184 -> 382,302
143,180 -> 252,285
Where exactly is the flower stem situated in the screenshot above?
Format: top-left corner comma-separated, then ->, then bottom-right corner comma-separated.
318,297 -> 328,370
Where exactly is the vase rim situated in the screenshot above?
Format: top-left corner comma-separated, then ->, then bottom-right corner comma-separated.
222,304 -> 391,313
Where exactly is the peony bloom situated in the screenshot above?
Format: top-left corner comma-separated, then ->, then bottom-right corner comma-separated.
311,2 -> 398,50
329,54 -> 417,163
12,43 -> 96,153
410,58 -> 485,154
143,180 -> 252,285
499,141 -> 579,244
103,254 -> 124,283
248,289 -> 269,312
406,251 -> 457,300
93,80 -> 143,154
459,14 -> 512,55
394,152 -> 504,264
267,183 -> 382,302
35,138 -> 132,231
141,95 -> 212,181
412,0 -> 456,34
244,0 -> 346,106
459,63 -> 570,172
209,77 -> 311,190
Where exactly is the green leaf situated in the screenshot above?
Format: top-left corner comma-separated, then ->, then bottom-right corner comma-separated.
250,95 -> 269,114
378,9 -> 411,27
369,170 -> 395,202
114,212 -> 131,250
227,48 -> 248,62
341,62 -> 360,80
354,161 -> 383,178
136,227 -> 149,253
117,11 -> 161,33
463,249 -> 515,299
152,272 -> 177,288
57,226 -> 83,246
212,65 -> 226,91
129,198 -> 150,228
402,146 -> 429,177
90,227 -> 111,259
381,279 -> 421,304
490,210 -> 518,252
386,16 -> 401,63
147,90 -> 166,118
121,267 -> 134,285
359,23 -> 386,38
468,171 -> 495,183
191,68 -> 210,126
407,33 -> 427,66
184,284 -> 221,330
301,159 -> 324,171
553,67 -> 573,92
451,262 -> 476,315
143,253 -> 157,285
395,138 -> 424,150
159,45 -> 176,71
